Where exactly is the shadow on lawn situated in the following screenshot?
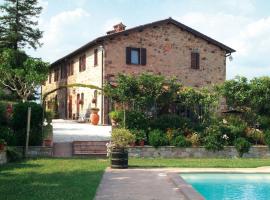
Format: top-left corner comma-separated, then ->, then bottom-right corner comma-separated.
0,168 -> 105,200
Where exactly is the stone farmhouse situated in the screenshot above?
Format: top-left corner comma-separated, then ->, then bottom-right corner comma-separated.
42,18 -> 235,124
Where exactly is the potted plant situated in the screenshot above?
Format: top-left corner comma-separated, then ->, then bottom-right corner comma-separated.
131,129 -> 146,146
90,107 -> 100,125
109,111 -> 122,127
110,128 -> 135,169
0,139 -> 7,151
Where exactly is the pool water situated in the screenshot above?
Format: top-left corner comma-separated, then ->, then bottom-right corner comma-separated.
181,173 -> 270,200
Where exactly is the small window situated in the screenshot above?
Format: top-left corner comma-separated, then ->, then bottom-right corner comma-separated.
126,47 -> 147,65
191,52 -> 200,69
67,61 -> 74,76
54,67 -> 59,82
94,49 -> 98,66
79,55 -> 86,72
131,49 -> 140,64
61,64 -> 66,79
49,71 -> 52,83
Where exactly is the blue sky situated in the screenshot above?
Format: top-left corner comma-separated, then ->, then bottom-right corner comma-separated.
24,0 -> 270,79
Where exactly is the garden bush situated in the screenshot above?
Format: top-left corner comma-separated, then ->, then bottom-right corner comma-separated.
45,110 -> 54,124
130,129 -> 146,143
6,146 -> 22,162
150,114 -> 189,131
121,110 -> 148,130
258,115 -> 270,130
265,130 -> 270,148
0,126 -> 16,146
187,132 -> 201,147
12,102 -> 43,146
204,125 -> 224,152
148,129 -> 168,148
234,137 -> 251,157
0,101 -> 7,125
111,128 -> 135,148
172,135 -> 191,147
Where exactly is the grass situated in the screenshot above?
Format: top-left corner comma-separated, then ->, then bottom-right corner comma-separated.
129,158 -> 270,168
0,158 -> 109,200
1,158 -> 270,200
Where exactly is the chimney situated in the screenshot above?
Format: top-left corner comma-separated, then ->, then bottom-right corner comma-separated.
107,22 -> 126,34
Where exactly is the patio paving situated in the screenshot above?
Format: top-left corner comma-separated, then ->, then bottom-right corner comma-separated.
94,168 -> 188,200
52,119 -> 111,143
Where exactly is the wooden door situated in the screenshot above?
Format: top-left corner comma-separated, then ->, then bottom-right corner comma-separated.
76,94 -> 80,119
68,95 -> 72,119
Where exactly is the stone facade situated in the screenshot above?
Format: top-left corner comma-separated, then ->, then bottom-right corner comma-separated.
0,150 -> 7,165
128,146 -> 270,158
104,23 -> 226,87
42,18 -> 234,123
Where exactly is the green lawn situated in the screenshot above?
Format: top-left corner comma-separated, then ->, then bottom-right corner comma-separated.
0,158 -> 108,200
1,158 -> 270,200
129,158 -> 270,168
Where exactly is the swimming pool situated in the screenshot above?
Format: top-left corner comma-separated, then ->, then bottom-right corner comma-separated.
181,173 -> 270,200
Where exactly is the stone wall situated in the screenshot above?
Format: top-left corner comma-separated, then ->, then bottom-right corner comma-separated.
14,146 -> 53,157
0,150 -> 7,164
128,146 -> 270,158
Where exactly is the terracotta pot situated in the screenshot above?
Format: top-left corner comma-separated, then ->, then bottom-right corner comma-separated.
43,139 -> 52,147
0,144 -> 5,151
139,140 -> 145,146
130,142 -> 136,147
90,108 -> 100,125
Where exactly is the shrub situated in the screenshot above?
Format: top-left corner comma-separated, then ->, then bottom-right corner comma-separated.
148,129 -> 168,148
130,129 -> 146,142
6,147 -> 22,162
204,125 -> 224,152
150,114 -> 189,131
246,128 -> 265,145
258,115 -> 270,130
265,130 -> 270,148
109,111 -> 123,122
187,132 -> 201,147
45,110 -> 54,124
0,101 -> 7,125
172,135 -> 191,147
0,138 -> 6,145
12,102 -> 43,146
0,126 -> 16,146
111,128 -> 135,148
234,137 -> 251,157
121,110 -> 148,130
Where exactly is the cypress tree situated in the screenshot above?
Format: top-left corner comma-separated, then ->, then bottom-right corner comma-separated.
0,0 -> 43,50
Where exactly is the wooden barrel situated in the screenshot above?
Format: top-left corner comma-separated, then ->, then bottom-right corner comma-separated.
111,148 -> 128,169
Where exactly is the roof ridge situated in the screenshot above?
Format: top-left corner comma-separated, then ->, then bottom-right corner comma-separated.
51,17 -> 235,66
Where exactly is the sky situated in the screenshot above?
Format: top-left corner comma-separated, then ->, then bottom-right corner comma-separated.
22,0 -> 270,79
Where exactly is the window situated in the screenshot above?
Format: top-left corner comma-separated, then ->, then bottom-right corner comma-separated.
94,49 -> 98,66
67,61 -> 74,76
191,52 -> 200,69
49,71 -> 52,84
126,47 -> 146,65
54,67 -> 59,82
79,55 -> 86,72
61,64 -> 67,79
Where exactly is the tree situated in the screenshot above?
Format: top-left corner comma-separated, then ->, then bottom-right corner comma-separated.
0,49 -> 49,102
0,0 -> 42,50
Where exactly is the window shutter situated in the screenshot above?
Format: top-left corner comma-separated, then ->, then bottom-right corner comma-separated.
71,61 -> 74,75
94,49 -> 98,66
141,48 -> 146,65
191,52 -> 196,69
126,47 -> 131,64
79,57 -> 81,72
196,52 -> 200,69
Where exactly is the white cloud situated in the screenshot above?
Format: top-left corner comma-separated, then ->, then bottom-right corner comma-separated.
29,8 -> 91,62
176,12 -> 270,79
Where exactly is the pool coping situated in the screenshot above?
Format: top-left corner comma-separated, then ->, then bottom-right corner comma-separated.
165,167 -> 270,200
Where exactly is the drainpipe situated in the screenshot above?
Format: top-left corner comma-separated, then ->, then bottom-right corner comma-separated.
99,45 -> 105,124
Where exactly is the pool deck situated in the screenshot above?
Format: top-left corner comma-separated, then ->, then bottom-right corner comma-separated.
95,167 -> 270,200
